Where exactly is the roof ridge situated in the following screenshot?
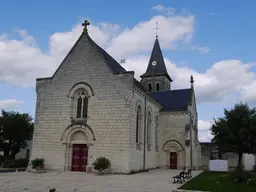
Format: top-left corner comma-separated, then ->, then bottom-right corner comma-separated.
86,33 -> 127,74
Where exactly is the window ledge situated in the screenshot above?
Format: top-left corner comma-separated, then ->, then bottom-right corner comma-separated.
71,117 -> 88,124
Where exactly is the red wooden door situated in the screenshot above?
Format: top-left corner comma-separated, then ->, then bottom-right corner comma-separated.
72,144 -> 88,172
169,152 -> 177,169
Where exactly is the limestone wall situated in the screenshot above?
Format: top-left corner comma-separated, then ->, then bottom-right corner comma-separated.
29,34 -> 135,173
160,112 -> 189,169
128,87 -> 161,170
189,88 -> 201,169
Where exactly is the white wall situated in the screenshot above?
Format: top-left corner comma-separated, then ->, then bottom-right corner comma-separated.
15,140 -> 32,160
243,154 -> 255,171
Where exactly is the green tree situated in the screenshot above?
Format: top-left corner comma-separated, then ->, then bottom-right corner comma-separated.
211,103 -> 256,168
0,110 -> 34,158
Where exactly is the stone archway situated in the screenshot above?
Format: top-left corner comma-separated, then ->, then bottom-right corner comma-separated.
162,140 -> 185,169
62,125 -> 95,172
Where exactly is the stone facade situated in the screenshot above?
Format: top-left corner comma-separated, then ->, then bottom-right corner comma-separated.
28,23 -> 201,173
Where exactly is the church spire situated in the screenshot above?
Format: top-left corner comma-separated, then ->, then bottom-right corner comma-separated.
140,37 -> 172,82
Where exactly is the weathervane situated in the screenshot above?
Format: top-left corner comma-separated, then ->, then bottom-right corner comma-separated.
154,22 -> 160,38
120,59 -> 126,64
82,20 -> 90,33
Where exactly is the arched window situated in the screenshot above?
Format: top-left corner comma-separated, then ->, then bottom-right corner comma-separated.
148,83 -> 152,92
136,105 -> 142,145
156,82 -> 160,91
147,111 -> 152,150
69,82 -> 93,120
155,116 -> 159,151
75,89 -> 88,118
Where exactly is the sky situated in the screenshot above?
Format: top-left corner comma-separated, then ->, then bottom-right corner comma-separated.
1,0 -> 256,142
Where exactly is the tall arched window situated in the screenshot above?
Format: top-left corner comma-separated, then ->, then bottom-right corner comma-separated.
147,111 -> 152,150
155,116 -> 159,151
156,82 -> 160,91
136,105 -> 142,145
68,82 -> 93,120
148,83 -> 152,92
75,89 -> 88,118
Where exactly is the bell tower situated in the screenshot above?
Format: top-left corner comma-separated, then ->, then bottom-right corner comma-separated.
140,36 -> 172,92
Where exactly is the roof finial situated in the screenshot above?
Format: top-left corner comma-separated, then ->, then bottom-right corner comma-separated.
190,75 -> 194,86
82,20 -> 90,33
154,22 -> 160,38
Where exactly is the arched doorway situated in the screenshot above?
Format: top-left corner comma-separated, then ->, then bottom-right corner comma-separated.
169,152 -> 177,169
61,126 -> 95,172
162,140 -> 185,169
72,144 -> 88,171
71,131 -> 88,172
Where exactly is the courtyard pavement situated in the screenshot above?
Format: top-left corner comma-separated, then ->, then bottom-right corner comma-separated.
0,169 -> 202,192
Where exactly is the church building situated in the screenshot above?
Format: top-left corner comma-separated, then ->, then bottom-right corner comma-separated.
29,20 -> 201,173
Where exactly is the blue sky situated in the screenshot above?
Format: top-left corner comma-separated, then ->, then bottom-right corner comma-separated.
1,0 -> 256,141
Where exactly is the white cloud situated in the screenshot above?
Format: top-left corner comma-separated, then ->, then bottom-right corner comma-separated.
152,5 -> 175,15
198,120 -> 213,142
189,45 -> 211,53
106,14 -> 194,58
1,9 -> 256,105
0,99 -> 24,110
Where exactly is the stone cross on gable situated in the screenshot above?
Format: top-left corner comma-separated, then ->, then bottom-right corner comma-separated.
82,20 -> 90,33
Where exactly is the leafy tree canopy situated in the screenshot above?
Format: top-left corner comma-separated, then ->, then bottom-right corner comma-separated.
0,110 -> 34,158
211,102 -> 256,167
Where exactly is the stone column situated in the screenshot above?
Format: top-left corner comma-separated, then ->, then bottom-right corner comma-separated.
185,146 -> 190,169
86,143 -> 94,173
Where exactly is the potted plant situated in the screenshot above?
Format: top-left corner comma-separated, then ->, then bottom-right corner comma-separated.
92,157 -> 111,175
31,158 -> 44,171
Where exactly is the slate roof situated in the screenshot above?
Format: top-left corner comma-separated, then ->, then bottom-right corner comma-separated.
141,37 -> 172,82
87,35 -> 127,74
149,89 -> 191,111
87,32 -> 162,104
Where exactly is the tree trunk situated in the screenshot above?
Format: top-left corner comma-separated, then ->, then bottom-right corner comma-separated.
10,142 -> 21,159
3,143 -> 11,157
3,148 -> 9,157
237,152 -> 243,169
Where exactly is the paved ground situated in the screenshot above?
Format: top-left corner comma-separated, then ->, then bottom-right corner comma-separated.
0,169 -> 202,192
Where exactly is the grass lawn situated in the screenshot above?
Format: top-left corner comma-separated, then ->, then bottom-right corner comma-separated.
179,171 -> 256,192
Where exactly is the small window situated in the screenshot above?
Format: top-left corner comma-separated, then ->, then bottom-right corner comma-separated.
136,106 -> 142,143
147,111 -> 152,150
155,116 -> 159,151
148,83 -> 152,92
156,82 -> 160,91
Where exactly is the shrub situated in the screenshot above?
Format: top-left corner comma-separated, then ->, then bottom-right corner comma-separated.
2,160 -> 16,168
252,165 -> 256,172
247,177 -> 256,186
2,158 -> 29,168
231,168 -> 251,183
0,156 -> 13,166
15,159 -> 29,167
31,158 -> 44,170
92,157 -> 111,173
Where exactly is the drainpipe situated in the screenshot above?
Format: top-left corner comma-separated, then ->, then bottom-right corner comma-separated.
189,109 -> 193,169
143,95 -> 147,169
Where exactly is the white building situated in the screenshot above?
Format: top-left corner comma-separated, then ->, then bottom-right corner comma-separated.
28,21 -> 201,173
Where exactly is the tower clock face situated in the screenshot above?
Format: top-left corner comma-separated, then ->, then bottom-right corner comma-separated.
152,61 -> 157,66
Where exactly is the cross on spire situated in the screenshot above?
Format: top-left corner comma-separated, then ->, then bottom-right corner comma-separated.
82,20 -> 90,33
154,22 -> 160,38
